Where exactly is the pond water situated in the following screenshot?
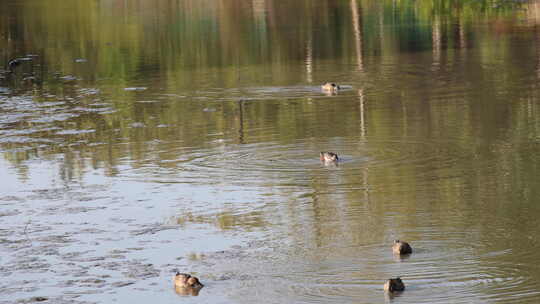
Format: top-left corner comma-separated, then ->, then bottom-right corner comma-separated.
1,0 -> 540,303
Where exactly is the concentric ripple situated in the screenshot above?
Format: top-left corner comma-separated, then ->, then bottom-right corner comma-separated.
146,137 -> 471,194
190,233 -> 540,304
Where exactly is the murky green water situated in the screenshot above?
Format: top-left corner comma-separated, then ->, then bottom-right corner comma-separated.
1,0 -> 540,303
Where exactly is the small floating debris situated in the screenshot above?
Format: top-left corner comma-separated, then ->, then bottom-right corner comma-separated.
99,110 -> 117,115
130,122 -> 145,128
136,100 -> 159,103
22,76 -> 37,82
112,281 -> 135,288
124,87 -> 147,91
15,57 -> 33,62
60,75 -> 78,82
203,107 -> 216,112
74,58 -> 87,63
160,93 -> 186,98
78,88 -> 100,96
56,129 -> 96,135
38,101 -> 66,107
28,296 -> 48,302
88,142 -> 105,147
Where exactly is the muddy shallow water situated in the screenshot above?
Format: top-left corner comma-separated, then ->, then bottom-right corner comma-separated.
2,0 -> 540,303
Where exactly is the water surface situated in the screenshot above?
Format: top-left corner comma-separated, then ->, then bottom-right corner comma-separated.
1,0 -> 540,303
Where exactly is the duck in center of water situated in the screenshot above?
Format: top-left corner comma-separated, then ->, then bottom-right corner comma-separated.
320,152 -> 339,162
321,82 -> 340,93
392,240 -> 412,255
384,277 -> 405,292
174,272 -> 204,289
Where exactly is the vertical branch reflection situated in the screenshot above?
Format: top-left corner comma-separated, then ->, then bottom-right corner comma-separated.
538,29 -> 540,81
358,87 -> 369,205
458,18 -> 467,51
252,0 -> 266,19
358,89 -> 366,140
362,165 -> 370,208
350,0 -> 364,72
237,99 -> 245,144
432,16 -> 441,70
305,34 -> 313,83
378,3 -> 384,55
535,1 -> 540,80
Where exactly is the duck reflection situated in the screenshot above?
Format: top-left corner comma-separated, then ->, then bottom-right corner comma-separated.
392,252 -> 412,262
175,285 -> 203,296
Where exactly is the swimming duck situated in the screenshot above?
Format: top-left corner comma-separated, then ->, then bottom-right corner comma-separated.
321,82 -> 340,92
392,240 -> 412,255
384,277 -> 405,292
174,272 -> 204,289
320,152 -> 338,162
7,59 -> 23,73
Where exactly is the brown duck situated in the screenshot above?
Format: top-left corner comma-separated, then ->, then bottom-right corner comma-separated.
320,152 -> 339,162
392,240 -> 412,255
384,277 -> 405,292
174,272 -> 204,289
321,82 -> 340,93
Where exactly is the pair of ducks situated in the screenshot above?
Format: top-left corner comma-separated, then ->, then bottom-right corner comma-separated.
175,240 -> 413,295
385,240 -> 412,293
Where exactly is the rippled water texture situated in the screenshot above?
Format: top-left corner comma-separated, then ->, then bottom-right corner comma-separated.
2,0 -> 540,303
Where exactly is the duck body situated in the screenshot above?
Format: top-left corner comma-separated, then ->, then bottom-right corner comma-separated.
320,152 -> 338,162
384,277 -> 405,292
174,272 -> 204,289
321,82 -> 340,92
7,59 -> 21,72
392,240 -> 412,255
